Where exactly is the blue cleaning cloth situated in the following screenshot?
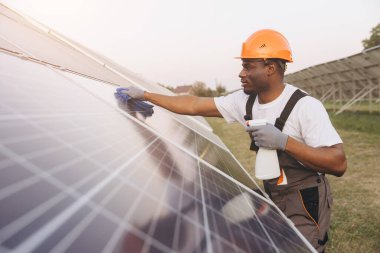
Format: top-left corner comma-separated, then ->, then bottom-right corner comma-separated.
114,87 -> 154,117
115,87 -> 133,102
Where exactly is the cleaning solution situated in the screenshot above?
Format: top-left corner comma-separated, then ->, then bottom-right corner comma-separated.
246,119 -> 281,180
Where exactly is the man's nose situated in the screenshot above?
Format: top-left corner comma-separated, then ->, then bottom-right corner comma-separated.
239,69 -> 246,79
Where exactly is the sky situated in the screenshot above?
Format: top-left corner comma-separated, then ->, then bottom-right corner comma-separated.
2,0 -> 379,91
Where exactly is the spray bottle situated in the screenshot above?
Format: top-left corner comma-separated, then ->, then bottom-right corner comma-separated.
245,119 -> 281,180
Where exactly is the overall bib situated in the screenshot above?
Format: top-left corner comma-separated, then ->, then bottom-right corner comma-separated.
245,89 -> 331,252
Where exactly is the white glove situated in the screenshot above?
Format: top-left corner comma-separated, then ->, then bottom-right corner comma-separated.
117,86 -> 146,100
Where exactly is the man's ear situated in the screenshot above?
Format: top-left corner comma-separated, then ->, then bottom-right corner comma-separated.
266,61 -> 276,76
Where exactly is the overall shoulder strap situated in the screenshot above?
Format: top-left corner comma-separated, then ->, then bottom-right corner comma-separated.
275,89 -> 308,131
244,93 -> 257,121
244,93 -> 258,151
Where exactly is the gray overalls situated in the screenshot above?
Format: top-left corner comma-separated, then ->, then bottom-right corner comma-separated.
245,89 -> 332,253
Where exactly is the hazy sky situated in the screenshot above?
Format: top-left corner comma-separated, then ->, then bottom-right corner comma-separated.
2,0 -> 379,91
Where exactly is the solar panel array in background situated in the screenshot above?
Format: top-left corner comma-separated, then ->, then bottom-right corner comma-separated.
0,3 -> 315,253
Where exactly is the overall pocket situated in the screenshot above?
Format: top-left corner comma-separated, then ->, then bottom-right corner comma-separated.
299,186 -> 319,225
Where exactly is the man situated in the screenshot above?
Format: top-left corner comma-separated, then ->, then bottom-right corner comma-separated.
119,29 -> 347,252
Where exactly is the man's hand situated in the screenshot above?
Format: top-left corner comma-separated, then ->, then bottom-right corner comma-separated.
248,124 -> 288,151
116,86 -> 146,101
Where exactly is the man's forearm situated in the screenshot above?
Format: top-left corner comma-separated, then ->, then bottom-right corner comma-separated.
144,92 -> 222,117
144,92 -> 198,115
285,137 -> 347,176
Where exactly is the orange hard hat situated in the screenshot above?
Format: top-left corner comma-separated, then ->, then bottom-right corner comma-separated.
237,29 -> 293,62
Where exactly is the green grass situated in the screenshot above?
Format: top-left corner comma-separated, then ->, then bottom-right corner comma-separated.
324,100 -> 380,114
327,129 -> 380,252
206,112 -> 380,253
329,111 -> 380,136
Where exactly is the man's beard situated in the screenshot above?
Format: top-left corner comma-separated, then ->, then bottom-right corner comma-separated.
243,88 -> 256,95
243,81 -> 269,95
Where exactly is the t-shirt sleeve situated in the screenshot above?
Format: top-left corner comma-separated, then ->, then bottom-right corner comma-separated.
297,98 -> 343,147
214,92 -> 244,123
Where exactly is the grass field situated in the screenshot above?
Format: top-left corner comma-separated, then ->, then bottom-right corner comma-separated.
324,100 -> 380,114
206,111 -> 380,253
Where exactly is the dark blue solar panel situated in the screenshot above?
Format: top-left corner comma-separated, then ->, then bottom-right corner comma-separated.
0,4 -> 316,251
0,51 -> 314,253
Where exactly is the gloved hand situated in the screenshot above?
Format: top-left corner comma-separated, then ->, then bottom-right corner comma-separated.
116,86 -> 146,101
114,87 -> 154,117
248,124 -> 288,151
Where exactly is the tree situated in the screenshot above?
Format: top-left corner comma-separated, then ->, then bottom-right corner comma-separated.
362,23 -> 380,49
190,81 -> 213,97
215,84 -> 226,96
186,81 -> 227,97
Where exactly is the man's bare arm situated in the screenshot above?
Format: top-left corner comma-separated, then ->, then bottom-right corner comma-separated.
250,124 -> 347,177
144,92 -> 222,117
285,138 -> 347,177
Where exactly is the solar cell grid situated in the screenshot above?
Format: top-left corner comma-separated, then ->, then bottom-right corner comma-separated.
0,7 -> 316,251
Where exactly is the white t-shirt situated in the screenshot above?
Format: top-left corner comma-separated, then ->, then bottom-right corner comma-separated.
214,84 -> 342,148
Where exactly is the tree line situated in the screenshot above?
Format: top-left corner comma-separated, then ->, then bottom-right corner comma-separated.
160,81 -> 227,97
189,81 -> 226,97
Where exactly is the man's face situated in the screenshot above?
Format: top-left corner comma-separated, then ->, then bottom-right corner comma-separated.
239,59 -> 269,95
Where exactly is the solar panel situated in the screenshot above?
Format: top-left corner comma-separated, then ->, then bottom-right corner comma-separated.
0,47 -> 315,253
0,4 -> 316,253
0,3 -> 217,145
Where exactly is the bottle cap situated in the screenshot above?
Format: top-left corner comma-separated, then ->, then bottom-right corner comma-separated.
246,119 -> 267,127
